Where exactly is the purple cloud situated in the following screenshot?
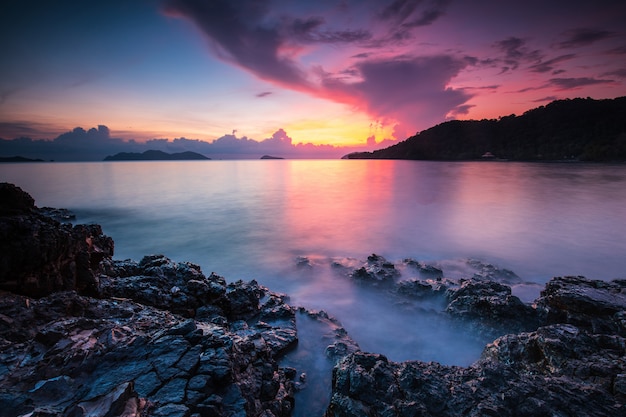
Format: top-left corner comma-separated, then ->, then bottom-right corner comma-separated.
557,28 -> 616,49
532,96 -> 559,103
549,77 -> 615,90
165,0 -> 471,136
602,69 -> 626,78
493,37 -> 543,72
163,0 -> 312,89
529,54 -> 577,73
325,55 -> 472,135
378,0 -> 451,28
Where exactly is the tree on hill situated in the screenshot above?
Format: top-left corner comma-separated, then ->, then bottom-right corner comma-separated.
346,97 -> 626,161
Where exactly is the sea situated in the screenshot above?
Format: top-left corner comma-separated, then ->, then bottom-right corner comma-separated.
3,159 -> 626,414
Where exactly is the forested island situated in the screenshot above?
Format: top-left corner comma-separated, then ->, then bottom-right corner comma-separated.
345,97 -> 626,161
104,150 -> 210,161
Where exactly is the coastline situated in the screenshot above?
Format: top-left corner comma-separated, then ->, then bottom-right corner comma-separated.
1,182 -> 625,416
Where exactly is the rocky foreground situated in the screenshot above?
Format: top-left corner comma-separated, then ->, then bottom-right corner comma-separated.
1,182 -> 625,416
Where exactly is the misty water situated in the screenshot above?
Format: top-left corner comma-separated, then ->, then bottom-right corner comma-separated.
3,160 -> 626,414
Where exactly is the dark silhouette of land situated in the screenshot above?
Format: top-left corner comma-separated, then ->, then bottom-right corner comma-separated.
345,97 -> 626,161
104,150 -> 210,161
0,156 -> 45,162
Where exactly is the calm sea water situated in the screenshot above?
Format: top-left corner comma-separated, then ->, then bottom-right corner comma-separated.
3,160 -> 626,364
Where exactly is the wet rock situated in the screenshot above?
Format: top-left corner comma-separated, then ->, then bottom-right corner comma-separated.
350,254 -> 399,286
536,275 -> 626,335
466,258 -> 522,284
0,182 -> 35,214
0,185 -> 297,417
403,258 -> 444,279
445,279 -> 543,338
325,276 -> 626,417
0,183 -> 113,298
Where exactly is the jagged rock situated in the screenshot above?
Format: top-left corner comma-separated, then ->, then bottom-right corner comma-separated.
325,276 -> 626,416
395,278 -> 451,299
350,254 -> 399,286
536,275 -> 626,335
466,258 -> 522,284
0,184 -> 296,417
0,287 -> 297,417
0,183 -> 114,298
0,182 -> 35,214
99,256 -> 229,318
403,258 -> 444,279
445,279 -> 543,338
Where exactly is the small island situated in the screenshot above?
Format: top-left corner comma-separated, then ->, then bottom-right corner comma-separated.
0,156 -> 45,163
104,150 -> 210,161
260,155 -> 284,159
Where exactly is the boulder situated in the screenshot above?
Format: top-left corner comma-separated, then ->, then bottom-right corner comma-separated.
0,183 -> 113,297
536,275 -> 626,335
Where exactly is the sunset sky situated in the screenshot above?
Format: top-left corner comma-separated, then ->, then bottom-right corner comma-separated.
1,0 -> 625,152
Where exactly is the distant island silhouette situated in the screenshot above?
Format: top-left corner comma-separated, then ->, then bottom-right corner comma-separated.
345,96 -> 626,162
104,150 -> 210,161
260,155 -> 284,159
0,156 -> 45,163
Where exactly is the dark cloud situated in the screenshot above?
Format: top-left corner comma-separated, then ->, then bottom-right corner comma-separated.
0,121 -> 53,138
0,125 -> 135,160
493,37 -> 543,72
165,0 -> 469,136
557,28 -> 616,49
602,69 -> 626,78
256,91 -> 273,98
328,55 -> 472,135
287,16 -> 371,44
164,0 -> 311,88
607,45 -> 626,55
372,0 -> 451,46
549,77 -> 615,90
532,96 -> 559,103
378,0 -> 450,28
529,54 -> 576,73
0,125 -> 380,160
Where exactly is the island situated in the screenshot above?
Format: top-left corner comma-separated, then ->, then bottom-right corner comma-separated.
104,150 -> 210,161
260,155 -> 285,159
0,156 -> 45,162
345,96 -> 626,161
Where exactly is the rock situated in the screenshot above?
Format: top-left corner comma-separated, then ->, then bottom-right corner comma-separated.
325,276 -> 626,416
445,279 -> 543,338
350,254 -> 399,286
536,275 -> 626,335
0,184 -> 114,297
403,258 -> 444,279
0,185 -> 296,416
0,182 -> 35,214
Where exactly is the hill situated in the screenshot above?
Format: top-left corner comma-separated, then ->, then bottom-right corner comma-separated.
345,97 -> 626,161
104,150 -> 210,161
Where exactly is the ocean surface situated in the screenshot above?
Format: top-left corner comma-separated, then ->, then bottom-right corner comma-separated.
3,160 -> 626,413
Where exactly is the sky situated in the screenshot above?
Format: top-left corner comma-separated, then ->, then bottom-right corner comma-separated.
1,0 -> 626,159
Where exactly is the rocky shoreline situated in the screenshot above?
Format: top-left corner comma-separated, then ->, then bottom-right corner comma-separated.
1,182 -> 625,416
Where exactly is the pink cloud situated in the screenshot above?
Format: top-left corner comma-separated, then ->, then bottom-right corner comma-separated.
164,0 -> 466,136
